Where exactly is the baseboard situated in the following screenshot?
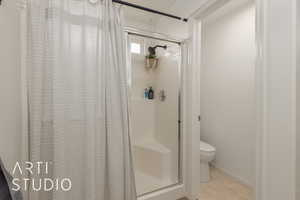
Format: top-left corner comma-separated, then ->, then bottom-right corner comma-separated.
210,164 -> 253,187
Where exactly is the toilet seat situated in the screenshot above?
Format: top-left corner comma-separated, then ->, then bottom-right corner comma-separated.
200,141 -> 216,152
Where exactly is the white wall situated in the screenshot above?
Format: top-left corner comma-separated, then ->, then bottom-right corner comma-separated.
0,0 -> 22,171
124,18 -> 155,33
255,0 -> 296,198
130,36 -> 156,142
129,35 -> 180,147
200,1 -> 255,186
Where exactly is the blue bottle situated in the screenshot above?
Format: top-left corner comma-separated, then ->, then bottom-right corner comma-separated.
144,88 -> 149,99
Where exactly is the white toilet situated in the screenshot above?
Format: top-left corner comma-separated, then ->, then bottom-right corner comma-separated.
200,141 -> 216,182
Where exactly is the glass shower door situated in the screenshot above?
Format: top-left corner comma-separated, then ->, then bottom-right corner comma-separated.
128,34 -> 181,196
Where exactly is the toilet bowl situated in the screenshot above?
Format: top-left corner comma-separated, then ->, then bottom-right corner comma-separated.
200,141 -> 216,182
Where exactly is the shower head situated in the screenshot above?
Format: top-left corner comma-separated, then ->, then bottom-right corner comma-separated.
148,45 -> 167,57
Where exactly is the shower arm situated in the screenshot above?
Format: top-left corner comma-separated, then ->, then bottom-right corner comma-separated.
153,45 -> 167,50
148,45 -> 167,57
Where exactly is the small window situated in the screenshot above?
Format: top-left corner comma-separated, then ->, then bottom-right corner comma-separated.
130,43 -> 141,54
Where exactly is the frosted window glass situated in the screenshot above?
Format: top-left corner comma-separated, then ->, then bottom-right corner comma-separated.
130,43 -> 141,54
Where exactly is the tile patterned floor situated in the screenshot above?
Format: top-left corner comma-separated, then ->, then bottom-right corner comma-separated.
199,167 -> 254,200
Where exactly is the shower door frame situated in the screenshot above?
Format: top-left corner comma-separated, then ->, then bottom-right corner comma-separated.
125,27 -> 197,200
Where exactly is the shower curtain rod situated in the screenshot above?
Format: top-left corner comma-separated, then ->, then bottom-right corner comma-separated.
112,0 -> 188,22
0,0 -> 188,22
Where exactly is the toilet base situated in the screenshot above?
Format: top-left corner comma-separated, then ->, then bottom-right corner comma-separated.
200,162 -> 210,182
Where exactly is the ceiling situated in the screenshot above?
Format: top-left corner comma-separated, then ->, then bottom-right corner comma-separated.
123,0 -> 208,25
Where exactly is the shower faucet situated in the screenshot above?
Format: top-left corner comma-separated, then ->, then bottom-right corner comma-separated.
159,90 -> 166,102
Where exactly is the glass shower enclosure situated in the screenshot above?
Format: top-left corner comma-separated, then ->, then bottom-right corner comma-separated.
127,33 -> 182,196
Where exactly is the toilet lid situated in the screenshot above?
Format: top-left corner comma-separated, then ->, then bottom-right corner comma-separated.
200,141 -> 216,152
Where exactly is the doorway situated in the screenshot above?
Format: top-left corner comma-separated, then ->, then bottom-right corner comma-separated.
198,1 -> 256,199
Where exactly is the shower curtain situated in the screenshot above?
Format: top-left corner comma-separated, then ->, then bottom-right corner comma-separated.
26,0 -> 136,199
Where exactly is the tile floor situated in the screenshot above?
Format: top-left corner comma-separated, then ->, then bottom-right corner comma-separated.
199,167 -> 253,200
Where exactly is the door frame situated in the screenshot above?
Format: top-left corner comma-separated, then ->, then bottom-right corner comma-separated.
191,0 -> 297,200
125,28 -> 189,200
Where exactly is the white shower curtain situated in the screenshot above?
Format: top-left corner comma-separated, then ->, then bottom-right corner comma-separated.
26,0 -> 136,199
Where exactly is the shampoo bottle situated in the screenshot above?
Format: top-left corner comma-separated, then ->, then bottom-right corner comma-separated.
144,88 -> 148,99
148,87 -> 154,100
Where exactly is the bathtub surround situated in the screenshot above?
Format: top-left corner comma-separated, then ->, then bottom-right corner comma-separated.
25,0 -> 136,200
201,2 -> 256,186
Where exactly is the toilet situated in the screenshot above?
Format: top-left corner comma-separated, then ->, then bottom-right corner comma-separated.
200,141 -> 216,182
